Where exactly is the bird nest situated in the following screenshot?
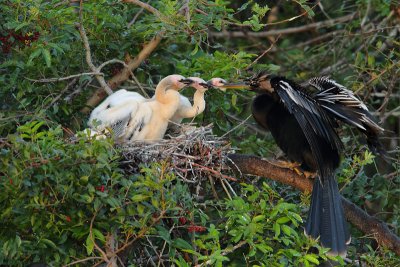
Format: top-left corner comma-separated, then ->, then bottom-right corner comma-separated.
118,124 -> 240,199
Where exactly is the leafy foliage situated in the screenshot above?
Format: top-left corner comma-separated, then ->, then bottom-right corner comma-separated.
0,0 -> 399,266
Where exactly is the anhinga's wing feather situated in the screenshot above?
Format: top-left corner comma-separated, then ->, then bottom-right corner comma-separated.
89,99 -> 141,138
124,103 -> 153,141
308,77 -> 383,133
89,89 -> 146,127
274,79 -> 342,175
307,77 -> 385,155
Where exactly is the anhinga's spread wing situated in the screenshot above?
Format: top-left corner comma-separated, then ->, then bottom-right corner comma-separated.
273,78 -> 342,174
89,89 -> 145,123
307,77 -> 385,154
89,99 -> 141,138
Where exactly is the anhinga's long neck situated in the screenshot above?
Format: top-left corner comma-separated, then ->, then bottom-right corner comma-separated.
186,90 -> 206,117
154,79 -> 172,104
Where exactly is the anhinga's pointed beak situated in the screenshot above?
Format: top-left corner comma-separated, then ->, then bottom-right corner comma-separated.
218,82 -> 250,89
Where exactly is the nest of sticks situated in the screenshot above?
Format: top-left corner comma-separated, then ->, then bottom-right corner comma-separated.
119,124 -> 241,199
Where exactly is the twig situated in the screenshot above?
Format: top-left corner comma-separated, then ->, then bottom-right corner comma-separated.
127,0 -> 150,27
222,115 -> 252,138
89,208 -> 110,263
113,210 -> 166,256
26,72 -> 102,83
45,78 -> 78,109
246,36 -> 280,70
191,162 -> 238,182
62,256 -> 103,267
123,0 -> 161,17
195,240 -> 248,267
128,71 -> 150,98
227,154 -> 400,256
77,0 -> 113,95
209,13 -> 356,38
179,0 -> 190,24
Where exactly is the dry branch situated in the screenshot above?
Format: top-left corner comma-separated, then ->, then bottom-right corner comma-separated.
77,0 -> 113,95
80,32 -> 164,114
227,154 -> 400,256
80,0 -> 165,114
123,0 -> 161,17
209,13 -> 356,38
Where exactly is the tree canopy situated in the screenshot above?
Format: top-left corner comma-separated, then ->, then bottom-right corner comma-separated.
0,0 -> 399,266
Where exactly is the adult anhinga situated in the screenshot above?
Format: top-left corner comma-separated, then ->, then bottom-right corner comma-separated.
219,72 -> 384,256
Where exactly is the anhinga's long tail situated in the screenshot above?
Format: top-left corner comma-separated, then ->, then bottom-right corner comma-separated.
305,175 -> 350,256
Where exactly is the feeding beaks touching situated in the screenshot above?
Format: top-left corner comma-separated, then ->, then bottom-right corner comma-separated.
243,72 -> 274,93
207,77 -> 250,92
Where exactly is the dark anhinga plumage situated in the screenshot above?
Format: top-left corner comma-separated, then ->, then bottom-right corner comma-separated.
240,72 -> 384,255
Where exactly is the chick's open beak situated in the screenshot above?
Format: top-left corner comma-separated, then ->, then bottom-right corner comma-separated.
180,78 -> 194,86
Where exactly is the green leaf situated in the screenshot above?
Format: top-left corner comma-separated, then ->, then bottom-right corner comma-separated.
173,238 -> 193,250
42,49 -> 51,67
15,22 -> 30,31
304,254 -> 320,265
231,94 -> 237,107
276,216 -> 290,224
85,234 -> 94,255
92,229 -> 106,243
131,194 -> 149,202
27,49 -> 43,66
252,215 -> 265,222
41,238 -> 57,249
273,222 -> 280,238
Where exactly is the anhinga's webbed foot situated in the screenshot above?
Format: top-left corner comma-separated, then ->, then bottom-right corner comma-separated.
263,159 -> 316,178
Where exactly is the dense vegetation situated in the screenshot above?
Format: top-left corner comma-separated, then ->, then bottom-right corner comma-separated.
0,0 -> 399,266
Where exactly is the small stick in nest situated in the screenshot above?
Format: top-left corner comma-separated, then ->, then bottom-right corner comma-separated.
120,123 -> 238,197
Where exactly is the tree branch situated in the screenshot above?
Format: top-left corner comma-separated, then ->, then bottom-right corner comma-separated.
77,0 -> 113,95
80,32 -> 164,114
80,0 -> 164,115
209,13 -> 357,38
227,154 -> 400,256
123,0 -> 161,17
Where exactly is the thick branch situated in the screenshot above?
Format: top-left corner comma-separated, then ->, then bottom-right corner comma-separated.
209,13 -> 356,38
227,154 -> 400,256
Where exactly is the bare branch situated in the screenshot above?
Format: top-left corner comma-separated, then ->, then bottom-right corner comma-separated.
209,13 -> 357,38
97,59 -> 129,72
246,36 -> 280,70
26,72 -> 101,83
45,78 -> 78,109
123,0 -> 161,17
80,32 -> 164,114
227,154 -> 400,256
77,0 -> 113,95
127,0 -> 150,27
62,256 -> 103,267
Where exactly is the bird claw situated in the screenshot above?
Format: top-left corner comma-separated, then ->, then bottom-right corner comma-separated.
264,159 -> 316,178
264,159 -> 301,169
